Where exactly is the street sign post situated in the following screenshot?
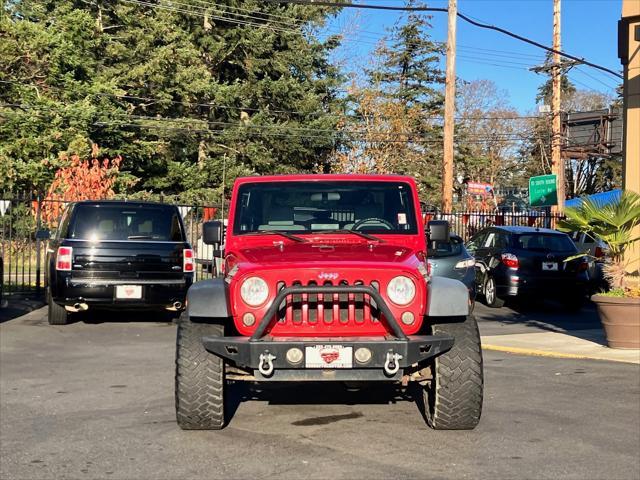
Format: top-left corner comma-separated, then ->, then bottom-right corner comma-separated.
529,174 -> 558,207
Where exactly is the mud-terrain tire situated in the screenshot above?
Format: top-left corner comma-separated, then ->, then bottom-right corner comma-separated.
175,313 -> 225,430
47,289 -> 70,325
483,276 -> 505,308
424,315 -> 483,430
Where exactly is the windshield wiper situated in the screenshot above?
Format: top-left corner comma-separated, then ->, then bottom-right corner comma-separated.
312,229 -> 384,243
242,230 -> 307,243
127,235 -> 156,239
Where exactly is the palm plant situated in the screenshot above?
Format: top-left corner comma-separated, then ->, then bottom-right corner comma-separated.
558,190 -> 640,291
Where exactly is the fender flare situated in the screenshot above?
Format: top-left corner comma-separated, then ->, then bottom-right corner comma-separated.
426,276 -> 470,317
186,278 -> 230,319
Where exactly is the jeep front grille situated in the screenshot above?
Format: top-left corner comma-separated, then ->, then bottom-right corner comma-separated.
274,280 -> 382,326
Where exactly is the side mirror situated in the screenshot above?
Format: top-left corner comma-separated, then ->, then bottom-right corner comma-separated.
36,229 -> 51,240
203,221 -> 223,245
427,220 -> 450,243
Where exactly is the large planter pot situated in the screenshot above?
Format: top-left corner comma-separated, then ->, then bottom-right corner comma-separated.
591,294 -> 640,349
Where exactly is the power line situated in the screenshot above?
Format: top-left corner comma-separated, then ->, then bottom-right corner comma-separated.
1,84 -> 544,121
1,102 -> 538,142
573,66 -> 619,91
260,0 -> 623,79
456,57 -> 531,72
566,73 -> 602,93
92,121 -> 535,144
114,1 -> 599,88
120,0 -> 300,34
190,0 -> 308,26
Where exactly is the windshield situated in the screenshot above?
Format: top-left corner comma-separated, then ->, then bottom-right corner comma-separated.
69,204 -> 184,241
232,181 -> 418,235
516,234 -> 577,253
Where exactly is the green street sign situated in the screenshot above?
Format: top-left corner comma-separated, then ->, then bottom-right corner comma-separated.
529,174 -> 558,207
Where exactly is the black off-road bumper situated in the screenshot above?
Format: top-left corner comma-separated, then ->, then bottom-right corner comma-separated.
202,335 -> 454,381
201,284 -> 454,381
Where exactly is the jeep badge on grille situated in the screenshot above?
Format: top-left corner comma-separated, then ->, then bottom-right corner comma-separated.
318,272 -> 339,281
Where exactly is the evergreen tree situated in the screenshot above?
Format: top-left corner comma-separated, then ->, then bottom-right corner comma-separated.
336,0 -> 445,202
0,0 -> 345,200
366,0 -> 445,112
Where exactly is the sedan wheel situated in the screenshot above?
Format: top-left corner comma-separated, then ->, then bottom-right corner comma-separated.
484,276 -> 505,308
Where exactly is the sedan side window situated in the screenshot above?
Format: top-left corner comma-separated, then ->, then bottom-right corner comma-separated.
494,233 -> 508,249
483,232 -> 496,248
466,232 -> 486,253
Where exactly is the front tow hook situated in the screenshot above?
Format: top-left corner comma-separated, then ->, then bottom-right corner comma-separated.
384,352 -> 403,376
258,353 -> 276,377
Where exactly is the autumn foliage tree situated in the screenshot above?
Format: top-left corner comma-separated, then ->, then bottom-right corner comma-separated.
332,86 -> 424,171
41,149 -> 121,225
330,3 -> 445,203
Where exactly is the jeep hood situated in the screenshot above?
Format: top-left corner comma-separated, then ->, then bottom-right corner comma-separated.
233,241 -> 420,268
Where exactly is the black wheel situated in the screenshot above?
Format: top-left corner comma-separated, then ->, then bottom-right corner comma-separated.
483,276 -> 505,308
423,315 -> 484,430
175,313 -> 226,430
47,289 -> 70,325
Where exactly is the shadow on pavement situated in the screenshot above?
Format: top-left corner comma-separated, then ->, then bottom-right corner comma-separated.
79,309 -> 179,324
0,294 -> 45,324
476,298 -> 604,345
225,381 -> 425,425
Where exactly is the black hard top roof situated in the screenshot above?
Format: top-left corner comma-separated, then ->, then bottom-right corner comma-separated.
74,200 -> 176,208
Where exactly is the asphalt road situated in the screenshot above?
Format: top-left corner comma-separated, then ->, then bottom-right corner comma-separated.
474,300 -> 602,336
1,306 -> 639,480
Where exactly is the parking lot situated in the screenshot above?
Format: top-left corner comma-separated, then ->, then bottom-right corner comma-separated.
1,301 -> 639,480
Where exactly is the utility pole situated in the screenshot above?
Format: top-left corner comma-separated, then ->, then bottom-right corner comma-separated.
551,0 -> 564,213
531,0 -> 580,213
441,0 -> 457,212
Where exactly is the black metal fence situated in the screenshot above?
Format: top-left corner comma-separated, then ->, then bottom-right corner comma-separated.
426,209 -> 565,243
0,193 -> 221,297
1,194 -> 565,298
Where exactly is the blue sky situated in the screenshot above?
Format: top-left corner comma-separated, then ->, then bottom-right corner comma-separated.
324,0 -> 622,113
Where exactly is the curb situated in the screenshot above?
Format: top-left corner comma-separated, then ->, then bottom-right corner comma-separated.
482,343 -> 640,364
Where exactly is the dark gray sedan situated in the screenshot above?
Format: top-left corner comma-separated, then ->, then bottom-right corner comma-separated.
427,234 -> 476,309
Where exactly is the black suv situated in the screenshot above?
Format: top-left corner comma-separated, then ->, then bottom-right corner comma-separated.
45,201 -> 194,325
466,226 -> 589,309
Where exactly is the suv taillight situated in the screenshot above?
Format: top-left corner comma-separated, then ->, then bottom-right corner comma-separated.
56,247 -> 73,271
501,253 -> 519,269
183,248 -> 194,272
594,246 -> 604,258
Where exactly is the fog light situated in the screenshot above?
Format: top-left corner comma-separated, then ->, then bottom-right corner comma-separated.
242,313 -> 256,326
286,348 -> 303,364
354,347 -> 372,364
401,311 -> 415,325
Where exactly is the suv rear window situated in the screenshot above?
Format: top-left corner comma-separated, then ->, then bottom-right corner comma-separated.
430,236 -> 464,258
516,233 -> 576,253
69,204 -> 184,241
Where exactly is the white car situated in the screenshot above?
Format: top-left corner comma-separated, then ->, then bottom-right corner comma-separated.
569,231 -> 608,290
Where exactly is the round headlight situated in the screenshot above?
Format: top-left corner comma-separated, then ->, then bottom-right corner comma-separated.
387,276 -> 416,306
240,276 -> 269,306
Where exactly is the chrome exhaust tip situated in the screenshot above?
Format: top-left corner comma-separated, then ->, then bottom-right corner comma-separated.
166,301 -> 183,311
65,302 -> 89,313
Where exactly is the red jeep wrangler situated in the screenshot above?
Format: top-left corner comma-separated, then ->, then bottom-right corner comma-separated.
175,175 -> 483,430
